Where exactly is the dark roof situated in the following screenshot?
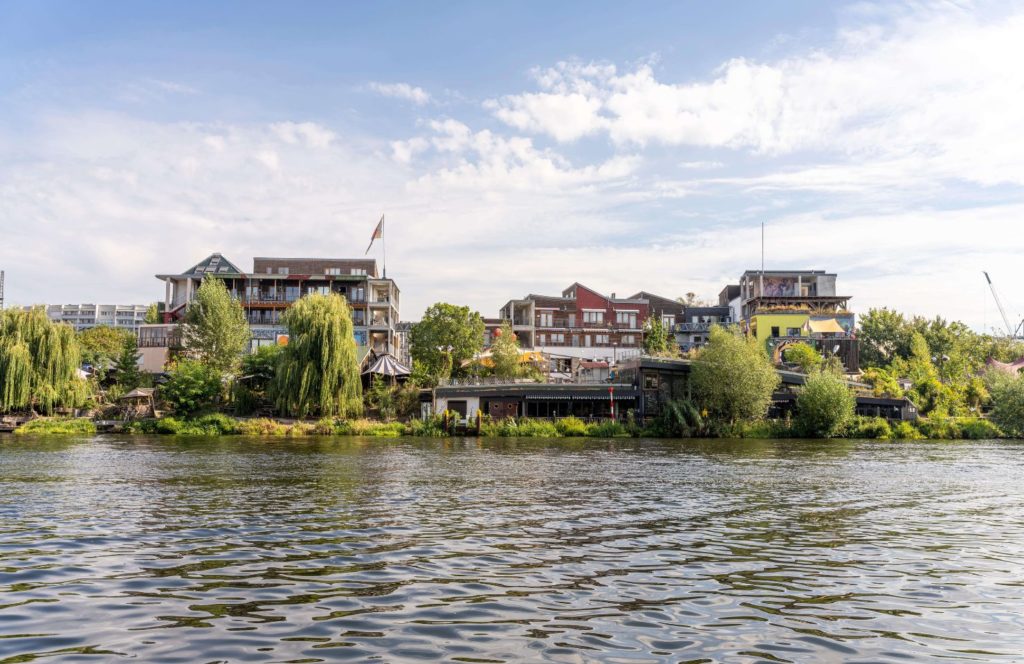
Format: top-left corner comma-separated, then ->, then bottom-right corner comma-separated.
630,291 -> 684,312
183,253 -> 245,276
718,285 -> 740,305
683,306 -> 731,316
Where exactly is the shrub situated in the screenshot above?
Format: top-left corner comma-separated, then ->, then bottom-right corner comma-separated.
735,420 -> 794,439
795,370 -> 856,438
236,418 -> 289,436
846,416 -> 893,440
891,421 -> 924,440
287,422 -> 315,436
312,417 -> 337,435
161,360 -> 222,416
657,399 -> 704,438
555,416 -> 588,437
336,418 -> 406,437
516,418 -> 560,437
408,415 -> 448,437
989,376 -> 1024,438
958,418 -> 1003,440
916,417 -> 962,440
13,417 -> 97,436
587,420 -> 627,438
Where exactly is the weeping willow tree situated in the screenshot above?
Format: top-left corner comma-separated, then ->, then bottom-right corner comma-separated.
272,293 -> 363,418
0,308 -> 89,414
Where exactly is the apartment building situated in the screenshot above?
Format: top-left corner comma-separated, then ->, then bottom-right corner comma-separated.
628,291 -> 732,352
737,269 -> 858,371
489,283 -> 649,364
156,253 -> 400,356
23,303 -> 150,331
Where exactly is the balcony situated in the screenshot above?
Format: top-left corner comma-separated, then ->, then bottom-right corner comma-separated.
676,320 -> 730,333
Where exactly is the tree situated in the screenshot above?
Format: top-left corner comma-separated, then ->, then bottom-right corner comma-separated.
691,326 -> 780,427
491,322 -> 520,378
677,292 -> 709,306
181,276 -> 250,374
0,308 -> 88,415
795,368 -> 856,438
783,342 -> 822,373
409,303 -> 485,380
643,316 -> 678,357
78,325 -> 135,375
858,308 -> 915,369
272,293 -> 362,418
144,303 -> 162,324
112,336 -> 142,391
989,375 -> 1024,438
161,360 -> 222,416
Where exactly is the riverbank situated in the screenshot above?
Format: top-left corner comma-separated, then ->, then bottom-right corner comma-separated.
5,413 -> 1011,440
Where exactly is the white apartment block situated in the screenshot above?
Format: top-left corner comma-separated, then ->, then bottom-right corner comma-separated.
35,304 -> 150,331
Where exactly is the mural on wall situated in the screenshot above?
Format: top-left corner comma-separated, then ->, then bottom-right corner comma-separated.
759,277 -> 799,297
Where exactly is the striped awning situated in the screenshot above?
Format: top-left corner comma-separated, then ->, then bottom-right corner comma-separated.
362,353 -> 412,377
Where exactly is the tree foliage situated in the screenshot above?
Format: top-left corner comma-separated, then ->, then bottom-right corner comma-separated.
642,316 -> 678,357
272,293 -> 363,418
78,325 -> 135,375
795,368 -> 856,438
144,303 -> 161,324
989,374 -> 1024,438
0,308 -> 88,414
783,342 -> 822,373
161,360 -> 222,416
182,276 -> 250,374
409,303 -> 485,380
691,326 -> 780,426
113,335 -> 142,391
491,322 -> 521,378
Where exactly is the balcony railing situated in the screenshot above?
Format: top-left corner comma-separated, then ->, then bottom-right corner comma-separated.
676,320 -> 731,332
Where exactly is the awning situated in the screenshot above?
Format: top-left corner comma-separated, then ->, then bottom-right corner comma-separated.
362,353 -> 412,377
808,318 -> 846,334
525,390 -> 638,400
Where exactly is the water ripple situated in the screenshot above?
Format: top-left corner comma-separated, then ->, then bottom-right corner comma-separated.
0,436 -> 1023,662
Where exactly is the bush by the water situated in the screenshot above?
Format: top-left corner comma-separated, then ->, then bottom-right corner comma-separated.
14,417 -> 97,436
958,417 -> 1003,439
795,369 -> 856,438
846,416 -> 893,439
555,416 -> 588,437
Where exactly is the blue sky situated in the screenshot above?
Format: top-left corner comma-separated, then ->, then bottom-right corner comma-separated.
2,1 -> 1024,331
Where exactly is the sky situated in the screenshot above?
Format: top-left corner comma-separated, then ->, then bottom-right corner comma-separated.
2,0 -> 1024,332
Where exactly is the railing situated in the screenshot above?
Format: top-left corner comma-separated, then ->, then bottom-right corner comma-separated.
676,321 -> 728,332
438,376 -> 619,387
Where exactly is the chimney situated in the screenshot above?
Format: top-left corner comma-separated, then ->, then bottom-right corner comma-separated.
611,292 -> 616,299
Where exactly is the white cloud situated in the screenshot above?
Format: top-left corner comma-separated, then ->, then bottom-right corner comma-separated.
487,7 -> 1024,187
368,81 -> 432,105
270,121 -> 336,149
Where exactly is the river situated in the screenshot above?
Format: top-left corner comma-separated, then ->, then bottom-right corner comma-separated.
0,436 -> 1022,662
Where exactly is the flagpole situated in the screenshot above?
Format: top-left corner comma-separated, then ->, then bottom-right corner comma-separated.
382,215 -> 386,279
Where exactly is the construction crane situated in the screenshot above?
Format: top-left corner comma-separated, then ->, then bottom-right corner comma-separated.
983,271 -> 1024,339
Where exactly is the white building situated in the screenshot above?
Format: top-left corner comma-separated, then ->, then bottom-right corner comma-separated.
22,304 -> 150,331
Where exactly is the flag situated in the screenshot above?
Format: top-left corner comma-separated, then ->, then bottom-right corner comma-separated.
365,215 -> 384,255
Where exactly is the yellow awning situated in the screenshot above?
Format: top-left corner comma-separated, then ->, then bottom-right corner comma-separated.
808,318 -> 845,334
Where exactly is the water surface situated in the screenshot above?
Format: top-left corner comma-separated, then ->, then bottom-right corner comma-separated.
1,436 -> 1022,662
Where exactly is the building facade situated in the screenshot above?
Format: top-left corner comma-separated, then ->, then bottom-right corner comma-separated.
156,252 -> 400,355
489,283 -> 650,365
737,270 -> 858,371
23,304 -> 150,331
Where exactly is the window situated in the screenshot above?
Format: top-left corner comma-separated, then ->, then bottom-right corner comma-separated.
350,287 -> 365,302
550,333 -> 565,344
595,334 -> 610,345
787,327 -> 802,337
538,312 -> 553,327
583,310 -> 604,324
538,334 -> 545,345
662,315 -> 674,329
351,268 -> 367,276
278,267 -> 289,275
771,326 -> 780,338
285,286 -> 300,302
325,268 -> 342,275
644,374 -> 659,389
621,334 -> 636,345
615,311 -> 637,328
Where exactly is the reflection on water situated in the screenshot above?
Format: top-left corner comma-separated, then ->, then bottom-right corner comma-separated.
1,436 -> 1023,662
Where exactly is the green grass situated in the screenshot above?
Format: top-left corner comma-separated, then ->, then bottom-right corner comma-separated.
13,418 -> 97,436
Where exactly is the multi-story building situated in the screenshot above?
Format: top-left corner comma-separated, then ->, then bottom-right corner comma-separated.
21,303 -> 150,331
627,291 -> 733,352
395,321 -> 414,369
488,283 -> 649,365
155,252 -> 400,355
737,270 -> 858,370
